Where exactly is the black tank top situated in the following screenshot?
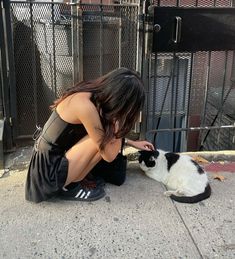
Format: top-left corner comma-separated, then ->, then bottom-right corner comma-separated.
40,110 -> 87,151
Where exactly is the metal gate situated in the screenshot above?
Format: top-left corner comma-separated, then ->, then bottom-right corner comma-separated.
1,0 -> 235,152
6,0 -> 140,144
141,0 -> 235,152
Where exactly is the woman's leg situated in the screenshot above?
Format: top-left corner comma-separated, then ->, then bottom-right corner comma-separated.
64,135 -> 102,186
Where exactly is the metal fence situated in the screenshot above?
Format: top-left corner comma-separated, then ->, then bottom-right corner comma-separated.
1,0 -> 235,153
141,0 -> 235,152
9,0 -> 140,139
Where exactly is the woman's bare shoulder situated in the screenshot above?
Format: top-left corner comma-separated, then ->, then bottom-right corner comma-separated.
56,92 -> 95,123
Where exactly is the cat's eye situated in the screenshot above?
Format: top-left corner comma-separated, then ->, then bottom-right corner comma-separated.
149,156 -> 154,161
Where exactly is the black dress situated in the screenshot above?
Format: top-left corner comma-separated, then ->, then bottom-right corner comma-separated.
25,110 -> 87,203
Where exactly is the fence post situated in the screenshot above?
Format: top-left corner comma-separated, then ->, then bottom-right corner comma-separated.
71,0 -> 83,84
0,0 -> 6,170
140,0 -> 152,140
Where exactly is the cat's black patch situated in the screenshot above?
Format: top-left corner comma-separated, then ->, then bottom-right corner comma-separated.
138,150 -> 159,168
165,152 -> 180,171
191,160 -> 204,174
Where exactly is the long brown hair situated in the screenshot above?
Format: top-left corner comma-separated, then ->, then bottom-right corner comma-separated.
51,68 -> 145,150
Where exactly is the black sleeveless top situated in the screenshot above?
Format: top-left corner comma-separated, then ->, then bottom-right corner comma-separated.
25,110 -> 88,203
39,109 -> 87,151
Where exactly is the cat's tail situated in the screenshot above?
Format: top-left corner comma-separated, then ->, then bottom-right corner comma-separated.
170,184 -> 211,203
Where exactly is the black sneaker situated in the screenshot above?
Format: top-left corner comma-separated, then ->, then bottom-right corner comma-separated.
59,180 -> 105,201
85,173 -> 105,188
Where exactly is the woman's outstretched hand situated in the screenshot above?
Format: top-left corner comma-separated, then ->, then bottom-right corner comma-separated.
127,139 -> 155,151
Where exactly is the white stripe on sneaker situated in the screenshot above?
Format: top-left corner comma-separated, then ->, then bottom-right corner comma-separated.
75,189 -> 83,198
80,191 -> 86,199
84,191 -> 91,199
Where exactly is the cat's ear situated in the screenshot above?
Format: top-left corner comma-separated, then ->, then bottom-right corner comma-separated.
153,150 -> 160,158
138,151 -> 143,163
165,152 -> 180,170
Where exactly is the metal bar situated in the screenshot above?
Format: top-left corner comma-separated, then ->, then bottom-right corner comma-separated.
216,51 -> 228,147
185,53 -> 194,148
77,4 -> 83,82
3,0 -> 17,138
118,6 -> 122,68
0,1 -> 8,121
200,52 -> 211,129
0,63 -> 3,120
29,1 -> 38,124
11,1 -> 65,4
135,3 -> 141,71
170,53 -> 176,151
0,0 -> 5,169
152,53 -> 157,131
0,0 -> 5,167
99,3 -> 103,76
147,124 -> 235,133
10,1 -> 139,7
0,0 -> 16,151
71,0 -> 79,84
51,1 -> 57,97
173,56 -> 180,152
139,1 -> 148,139
135,2 -> 143,132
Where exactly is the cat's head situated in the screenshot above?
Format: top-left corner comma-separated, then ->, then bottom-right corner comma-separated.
138,150 -> 159,171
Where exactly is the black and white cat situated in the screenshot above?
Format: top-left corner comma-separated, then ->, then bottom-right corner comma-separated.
138,150 -> 211,203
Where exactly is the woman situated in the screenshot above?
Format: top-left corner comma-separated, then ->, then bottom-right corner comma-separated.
26,68 -> 154,203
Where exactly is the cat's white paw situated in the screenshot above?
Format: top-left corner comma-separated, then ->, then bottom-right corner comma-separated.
164,191 -> 175,196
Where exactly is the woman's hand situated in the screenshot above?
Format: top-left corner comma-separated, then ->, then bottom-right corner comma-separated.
127,139 -> 155,151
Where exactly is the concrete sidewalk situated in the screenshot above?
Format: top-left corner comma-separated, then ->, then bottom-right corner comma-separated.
0,146 -> 234,259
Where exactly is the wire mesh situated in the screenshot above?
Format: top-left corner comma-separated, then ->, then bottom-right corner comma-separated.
144,0 -> 235,151
10,1 -> 139,138
200,51 -> 235,150
6,0 -> 235,151
146,52 -> 191,151
82,4 -> 138,80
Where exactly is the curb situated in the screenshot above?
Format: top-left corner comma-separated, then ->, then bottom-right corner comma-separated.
203,162 -> 235,173
181,150 -> 235,162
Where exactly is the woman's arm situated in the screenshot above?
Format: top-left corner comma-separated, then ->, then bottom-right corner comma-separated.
74,96 -> 121,162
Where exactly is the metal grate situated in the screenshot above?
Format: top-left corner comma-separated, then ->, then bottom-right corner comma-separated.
9,1 -> 139,138
3,0 -> 235,151
82,4 -> 138,80
145,52 -> 192,151
11,2 -> 74,136
142,0 -> 235,151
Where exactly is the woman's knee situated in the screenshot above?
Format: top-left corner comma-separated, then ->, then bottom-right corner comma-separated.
64,136 -> 101,184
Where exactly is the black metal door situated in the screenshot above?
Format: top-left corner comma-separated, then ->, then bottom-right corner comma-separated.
152,7 -> 235,52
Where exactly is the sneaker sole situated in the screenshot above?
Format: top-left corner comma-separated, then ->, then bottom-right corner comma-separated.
59,190 -> 106,202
